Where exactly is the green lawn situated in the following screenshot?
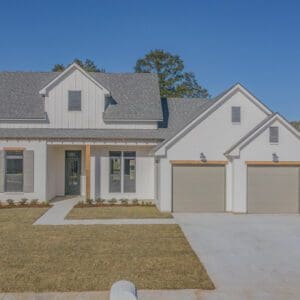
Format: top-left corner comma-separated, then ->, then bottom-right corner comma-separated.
67,205 -> 173,219
0,208 -> 214,292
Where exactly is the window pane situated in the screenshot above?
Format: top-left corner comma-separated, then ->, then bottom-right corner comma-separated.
232,106 -> 241,123
124,151 -> 136,157
109,151 -> 121,157
270,126 -> 279,143
124,157 -> 136,193
109,157 -> 121,192
68,91 -> 81,111
5,151 -> 23,192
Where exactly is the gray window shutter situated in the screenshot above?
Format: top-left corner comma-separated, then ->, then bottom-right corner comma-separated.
231,106 -> 241,123
0,151 -> 5,193
270,126 -> 279,143
23,150 -> 34,193
68,91 -> 81,111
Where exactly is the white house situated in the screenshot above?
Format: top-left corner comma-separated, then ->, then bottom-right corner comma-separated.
0,62 -> 299,213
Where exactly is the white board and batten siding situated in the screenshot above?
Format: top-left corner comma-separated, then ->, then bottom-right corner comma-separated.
0,68 -> 157,129
157,90 -> 269,212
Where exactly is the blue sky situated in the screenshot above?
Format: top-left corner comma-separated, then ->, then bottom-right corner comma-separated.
0,0 -> 299,120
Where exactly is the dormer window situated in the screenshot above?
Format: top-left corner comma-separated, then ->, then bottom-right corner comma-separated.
231,106 -> 241,123
269,126 -> 279,144
68,91 -> 81,111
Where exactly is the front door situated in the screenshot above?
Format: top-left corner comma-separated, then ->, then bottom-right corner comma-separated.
65,151 -> 81,195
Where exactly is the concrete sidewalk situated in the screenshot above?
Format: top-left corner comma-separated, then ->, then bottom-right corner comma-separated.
0,289 -> 203,299
34,197 -> 175,225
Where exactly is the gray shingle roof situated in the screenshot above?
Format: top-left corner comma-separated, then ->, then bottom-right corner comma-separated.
0,128 -> 166,140
0,97 -> 216,141
91,73 -> 162,121
0,72 -> 58,119
0,71 -> 162,121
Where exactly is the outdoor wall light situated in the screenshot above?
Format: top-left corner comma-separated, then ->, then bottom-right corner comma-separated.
200,152 -> 207,162
272,153 -> 279,162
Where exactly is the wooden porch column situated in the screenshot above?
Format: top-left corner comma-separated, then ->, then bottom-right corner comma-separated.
85,144 -> 91,200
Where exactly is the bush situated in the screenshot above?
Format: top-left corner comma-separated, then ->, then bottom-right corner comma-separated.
132,199 -> 139,205
95,198 -> 105,204
108,198 -> 117,205
41,201 -> 50,207
30,199 -> 38,206
121,199 -> 129,205
20,198 -> 28,205
77,200 -> 84,207
85,198 -> 93,205
6,199 -> 15,206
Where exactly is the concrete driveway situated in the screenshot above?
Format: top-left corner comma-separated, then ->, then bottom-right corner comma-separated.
174,213 -> 300,300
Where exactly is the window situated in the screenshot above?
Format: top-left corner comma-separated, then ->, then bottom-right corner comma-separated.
109,151 -> 121,193
123,152 -> 136,193
270,126 -> 279,143
109,151 -> 136,193
231,106 -> 241,123
5,151 -> 23,192
68,91 -> 81,111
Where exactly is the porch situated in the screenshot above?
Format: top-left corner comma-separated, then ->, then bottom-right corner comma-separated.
46,142 -> 156,202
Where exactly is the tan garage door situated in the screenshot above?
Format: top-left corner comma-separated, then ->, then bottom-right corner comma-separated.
247,166 -> 300,213
172,165 -> 225,212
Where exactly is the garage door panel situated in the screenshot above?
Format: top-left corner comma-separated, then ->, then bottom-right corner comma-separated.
247,166 -> 299,213
173,165 -> 225,212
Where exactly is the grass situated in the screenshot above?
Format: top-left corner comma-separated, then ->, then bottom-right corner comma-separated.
0,208 -> 214,292
67,205 -> 173,219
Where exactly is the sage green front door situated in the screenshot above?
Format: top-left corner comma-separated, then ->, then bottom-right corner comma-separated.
65,151 -> 81,195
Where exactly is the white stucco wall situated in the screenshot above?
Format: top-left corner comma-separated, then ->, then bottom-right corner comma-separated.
232,120 -> 300,212
91,146 -> 155,200
157,91 -> 269,211
0,140 -> 47,201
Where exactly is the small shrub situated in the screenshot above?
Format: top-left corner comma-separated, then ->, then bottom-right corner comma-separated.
6,199 -> 15,206
20,198 -> 28,205
132,199 -> 139,205
95,198 -> 105,204
41,201 -> 50,207
108,198 -> 117,205
121,199 -> 129,205
77,200 -> 84,207
86,198 -> 94,205
30,199 -> 38,206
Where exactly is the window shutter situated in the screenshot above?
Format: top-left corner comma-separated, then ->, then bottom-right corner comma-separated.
0,151 -> 5,193
232,106 -> 241,123
23,150 -> 34,193
68,91 -> 81,111
270,126 -> 279,143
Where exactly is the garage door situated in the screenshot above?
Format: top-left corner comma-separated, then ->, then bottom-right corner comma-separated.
172,165 -> 225,212
247,166 -> 300,213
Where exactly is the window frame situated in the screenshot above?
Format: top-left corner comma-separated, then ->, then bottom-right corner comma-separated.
231,106 -> 241,124
109,151 -> 136,193
269,126 -> 279,144
68,90 -> 82,111
5,150 -> 24,192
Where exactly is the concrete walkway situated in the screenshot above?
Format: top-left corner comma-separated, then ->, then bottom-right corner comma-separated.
0,289 -> 202,300
34,197 -> 175,225
174,213 -> 300,300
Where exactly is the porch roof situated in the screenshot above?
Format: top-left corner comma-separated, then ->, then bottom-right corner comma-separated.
0,128 -> 167,141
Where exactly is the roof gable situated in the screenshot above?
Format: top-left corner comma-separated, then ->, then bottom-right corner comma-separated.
154,83 -> 273,156
225,113 -> 300,157
39,63 -> 110,96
